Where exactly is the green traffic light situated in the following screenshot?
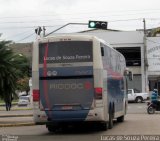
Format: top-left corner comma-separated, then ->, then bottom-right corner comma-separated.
88,20 -> 108,29
89,21 -> 96,28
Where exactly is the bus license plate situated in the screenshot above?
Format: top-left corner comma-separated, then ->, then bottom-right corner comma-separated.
62,106 -> 73,110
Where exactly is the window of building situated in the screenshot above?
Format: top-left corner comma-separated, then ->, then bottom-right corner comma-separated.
116,47 -> 141,66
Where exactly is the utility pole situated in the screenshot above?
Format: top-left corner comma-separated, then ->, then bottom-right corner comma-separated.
43,26 -> 46,37
143,18 -> 148,93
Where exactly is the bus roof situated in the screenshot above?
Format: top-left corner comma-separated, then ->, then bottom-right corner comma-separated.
36,34 -> 102,43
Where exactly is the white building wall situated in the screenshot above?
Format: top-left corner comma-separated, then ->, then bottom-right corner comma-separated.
80,30 -> 144,45
147,37 -> 160,74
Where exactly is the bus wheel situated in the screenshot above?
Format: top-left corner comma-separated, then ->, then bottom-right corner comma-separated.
117,116 -> 124,122
46,125 -> 57,132
101,122 -> 108,131
108,110 -> 113,129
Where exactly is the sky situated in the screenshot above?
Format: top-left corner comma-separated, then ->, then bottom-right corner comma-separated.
0,0 -> 160,43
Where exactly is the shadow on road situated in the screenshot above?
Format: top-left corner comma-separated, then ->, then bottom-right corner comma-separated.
43,120 -> 123,135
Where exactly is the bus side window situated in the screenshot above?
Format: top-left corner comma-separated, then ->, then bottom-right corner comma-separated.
101,47 -> 104,56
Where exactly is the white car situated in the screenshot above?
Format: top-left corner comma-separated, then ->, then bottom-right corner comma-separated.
128,89 -> 149,103
18,96 -> 30,106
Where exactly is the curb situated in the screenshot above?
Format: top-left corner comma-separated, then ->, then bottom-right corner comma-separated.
0,122 -> 35,127
0,114 -> 33,118
0,108 -> 33,111
0,103 -> 18,106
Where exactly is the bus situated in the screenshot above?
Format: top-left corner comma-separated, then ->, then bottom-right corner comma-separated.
32,35 -> 132,132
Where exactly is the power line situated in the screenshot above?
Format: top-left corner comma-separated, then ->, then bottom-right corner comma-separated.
0,18 -> 159,30
109,18 -> 143,22
6,29 -> 33,38
16,32 -> 35,42
0,26 -> 35,29
1,14 -> 160,25
1,9 -> 160,25
0,25 -> 62,30
1,18 -> 160,42
1,8 -> 160,20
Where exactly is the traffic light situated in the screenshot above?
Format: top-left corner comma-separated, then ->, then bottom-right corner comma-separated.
88,20 -> 108,29
35,26 -> 42,35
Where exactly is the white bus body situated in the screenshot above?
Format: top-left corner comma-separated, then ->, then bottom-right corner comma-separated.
32,35 -> 129,131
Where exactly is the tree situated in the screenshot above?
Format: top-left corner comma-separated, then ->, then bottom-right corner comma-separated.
16,76 -> 30,95
148,27 -> 160,37
0,40 -> 29,101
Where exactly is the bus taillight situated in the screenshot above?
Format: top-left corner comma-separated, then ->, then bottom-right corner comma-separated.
95,87 -> 102,99
33,89 -> 40,101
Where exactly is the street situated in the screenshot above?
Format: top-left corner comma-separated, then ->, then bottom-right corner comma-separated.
1,102 -> 160,141
127,102 -> 148,114
1,114 -> 160,141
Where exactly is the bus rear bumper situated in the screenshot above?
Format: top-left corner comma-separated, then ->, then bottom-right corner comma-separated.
34,108 -> 107,124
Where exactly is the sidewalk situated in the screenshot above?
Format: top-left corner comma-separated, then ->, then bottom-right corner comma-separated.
0,105 -> 35,127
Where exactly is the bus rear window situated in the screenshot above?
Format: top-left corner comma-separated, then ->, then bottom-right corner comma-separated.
39,41 -> 93,64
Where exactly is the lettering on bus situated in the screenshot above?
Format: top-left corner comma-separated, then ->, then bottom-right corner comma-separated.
39,41 -> 93,64
43,55 -> 91,62
49,83 -> 84,90
49,81 -> 92,90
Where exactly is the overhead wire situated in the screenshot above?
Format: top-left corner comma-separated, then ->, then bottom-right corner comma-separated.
0,18 -> 159,30
6,29 -> 33,38
1,8 -> 160,20
1,8 -> 160,42
15,32 -> 35,42
1,9 -> 160,25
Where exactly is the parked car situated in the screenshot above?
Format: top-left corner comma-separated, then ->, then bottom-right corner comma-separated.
18,95 -> 30,106
128,89 -> 149,103
18,91 -> 27,96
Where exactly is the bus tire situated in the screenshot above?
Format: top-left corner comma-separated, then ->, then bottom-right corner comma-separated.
101,122 -> 108,131
117,115 -> 124,122
108,109 -> 113,129
46,125 -> 57,132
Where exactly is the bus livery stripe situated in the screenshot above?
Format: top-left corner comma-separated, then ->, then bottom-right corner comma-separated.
42,43 -> 51,111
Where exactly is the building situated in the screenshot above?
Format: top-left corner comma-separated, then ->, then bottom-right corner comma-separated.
77,29 -> 160,93
147,37 -> 160,94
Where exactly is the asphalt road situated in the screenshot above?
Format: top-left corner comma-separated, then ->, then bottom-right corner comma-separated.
0,103 -> 147,125
0,102 -> 147,115
127,102 -> 148,114
1,102 -> 160,141
1,114 -> 160,141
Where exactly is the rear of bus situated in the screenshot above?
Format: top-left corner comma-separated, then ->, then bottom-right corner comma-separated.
32,35 -> 106,127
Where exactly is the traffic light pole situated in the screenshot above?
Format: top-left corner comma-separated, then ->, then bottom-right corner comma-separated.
45,23 -> 87,37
